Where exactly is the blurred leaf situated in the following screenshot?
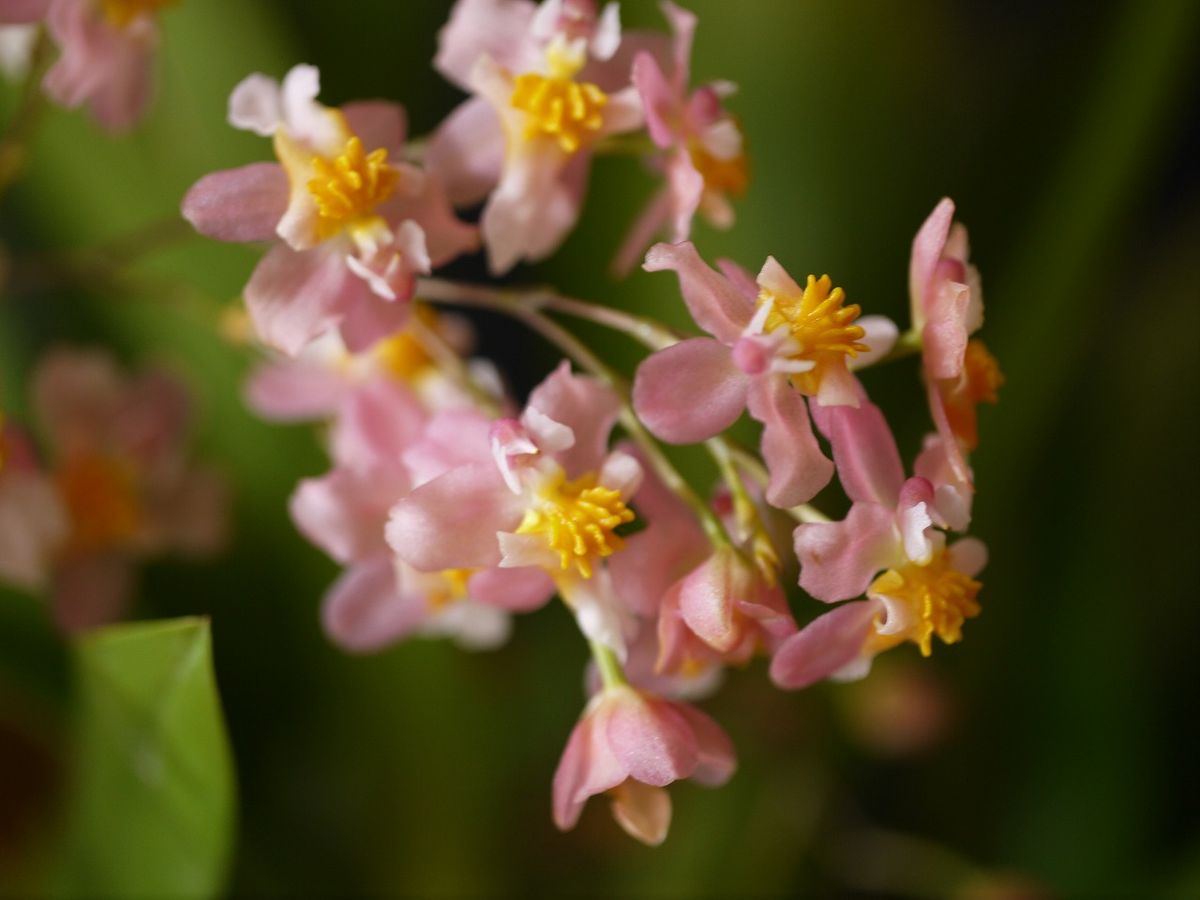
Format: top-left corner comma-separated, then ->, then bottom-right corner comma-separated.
52,617 -> 235,899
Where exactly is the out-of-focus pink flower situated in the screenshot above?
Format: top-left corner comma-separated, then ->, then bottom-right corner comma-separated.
39,0 -> 174,132
388,362 -> 641,657
552,683 -> 735,845
0,0 -> 50,24
632,242 -> 896,507
182,65 -> 478,356
14,348 -> 227,632
772,395 -> 985,689
613,2 -> 748,275
0,418 -> 68,591
428,0 -> 646,273
908,199 -> 1000,481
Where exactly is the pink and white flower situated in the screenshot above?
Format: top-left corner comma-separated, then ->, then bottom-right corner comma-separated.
387,362 -> 641,657
552,683 -> 735,845
632,241 -> 896,507
0,418 -> 68,592
428,0 -> 647,273
182,64 -> 478,356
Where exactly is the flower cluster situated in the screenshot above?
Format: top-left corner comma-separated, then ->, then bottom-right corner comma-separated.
173,0 -> 1002,845
0,348 -> 225,631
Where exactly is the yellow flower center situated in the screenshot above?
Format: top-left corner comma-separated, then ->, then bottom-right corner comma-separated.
428,569 -> 473,611
510,72 -> 609,155
942,339 -> 1004,451
759,274 -> 867,395
307,136 -> 400,241
101,0 -> 176,29
515,470 -> 634,579
688,137 -> 749,197
867,550 -> 982,657
55,455 -> 143,553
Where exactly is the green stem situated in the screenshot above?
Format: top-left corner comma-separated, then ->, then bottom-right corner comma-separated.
589,639 -> 628,690
850,326 -> 922,371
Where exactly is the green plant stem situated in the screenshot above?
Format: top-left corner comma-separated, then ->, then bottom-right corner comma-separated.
589,639 -> 628,690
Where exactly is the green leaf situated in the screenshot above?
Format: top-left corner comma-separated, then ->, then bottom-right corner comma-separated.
52,617 -> 235,899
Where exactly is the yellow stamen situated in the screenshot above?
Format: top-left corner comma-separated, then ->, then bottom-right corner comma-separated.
510,73 -> 609,155
867,550 -> 982,657
688,136 -> 749,197
760,274 -> 868,395
102,0 -> 177,29
428,568 -> 473,611
942,339 -> 1004,451
55,455 -> 142,553
307,136 -> 400,240
515,469 -> 634,579
370,307 -> 437,382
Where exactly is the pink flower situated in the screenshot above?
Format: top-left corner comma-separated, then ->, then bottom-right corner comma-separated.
613,2 -> 748,275
182,65 -> 478,356
0,419 -> 68,591
16,348 -> 226,632
387,361 -> 641,657
552,683 -> 735,845
0,0 -> 50,24
771,395 -> 986,689
632,242 -> 896,507
40,0 -> 174,132
428,0 -> 646,273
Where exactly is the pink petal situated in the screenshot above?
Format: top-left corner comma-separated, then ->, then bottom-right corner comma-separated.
426,96 -> 504,207
631,50 -> 678,148
553,700 -> 629,831
715,257 -> 759,302
672,701 -> 735,786
336,290 -> 412,354
745,376 -> 833,508
0,0 -> 50,24
897,477 -> 936,564
925,378 -> 972,485
643,241 -> 752,343
820,398 -> 904,508
331,378 -> 428,471
661,0 -> 698,86
854,315 -> 899,366
403,408 -> 495,486
243,357 -> 348,422
794,502 -> 898,602
604,689 -> 698,786
321,556 -> 427,653
675,550 -> 743,654
466,566 -> 555,612
665,152 -> 705,242
909,197 -> 955,323
244,244 -> 351,356
341,100 -> 407,156
0,471 -> 68,590
290,467 -> 404,563
632,338 -> 749,444
52,553 -> 133,634
948,537 -> 988,578
923,278 -> 971,380
390,171 -> 480,266
181,163 -> 288,243
525,361 -> 620,478
386,463 -> 524,571
31,347 -> 122,456
434,0 -> 538,89
769,600 -> 879,690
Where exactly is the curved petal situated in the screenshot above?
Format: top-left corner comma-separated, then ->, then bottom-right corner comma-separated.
525,361 -> 620,477
244,244 -> 350,356
610,781 -> 672,847
794,502 -> 899,602
243,357 -> 348,422
643,241 -> 752,343
632,338 -> 749,444
631,50 -> 677,148
552,701 -> 628,831
604,690 -> 698,787
821,398 -> 904,508
341,100 -> 407,156
949,537 -> 988,578
331,378 -> 428,471
181,163 -> 288,243
0,0 -> 50,24
386,463 -> 523,571
769,600 -> 879,690
923,279 -> 971,380
426,96 -> 505,207
745,376 -> 833,508
466,566 -> 555,612
434,0 -> 538,89
322,556 -> 425,653
909,197 -> 954,324
290,467 -> 404,563
672,701 -> 735,786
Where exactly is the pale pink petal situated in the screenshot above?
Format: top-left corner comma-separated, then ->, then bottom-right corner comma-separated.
280,64 -> 343,153
390,171 -> 480,265
336,289 -> 412,354
598,450 -> 642,498
466,566 -> 555,612
181,163 -> 288,244
923,279 -> 971,380
386,463 -> 523,571
31,347 -> 123,455
769,600 -> 879,690
604,689 -> 698,786
290,468 -> 401,563
52,553 -> 133,634
896,477 -> 936,564
403,408 -> 494,486
675,550 -> 742,654
794,502 -> 899,602
745,376 -> 833,508
243,244 -> 350,356
0,0 -> 49,24
631,51 -> 677,148
228,72 -> 282,135
715,257 -> 759,302
666,152 -> 705,242
643,241 -> 752,343
672,702 -> 735,786
913,434 -> 973,531
0,471 -> 67,590
560,569 -> 635,661
243,357 -> 348,422
820,399 -> 904,508
330,379 -> 428,472
756,256 -> 804,298
632,338 -> 749,444
814,361 -> 860,408
948,537 -> 988,578
596,85 -> 644,138
661,0 -> 697,85
435,0 -> 538,89
322,556 -> 425,653
909,197 -> 955,324
610,781 -> 671,846
341,100 -> 407,156
426,96 -> 504,207
926,378 -> 971,485
854,315 -> 899,366
525,361 -> 620,477
496,530 -> 559,571
552,700 -> 628,831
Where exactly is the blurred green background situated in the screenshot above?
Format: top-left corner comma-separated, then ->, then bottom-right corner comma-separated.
2,0 -> 1198,895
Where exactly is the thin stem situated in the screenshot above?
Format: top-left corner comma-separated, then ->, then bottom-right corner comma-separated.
536,291 -> 680,350
0,28 -> 53,199
589,639 -> 628,690
707,436 -> 779,579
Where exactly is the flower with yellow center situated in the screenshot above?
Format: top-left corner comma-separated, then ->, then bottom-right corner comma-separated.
427,568 -> 474,611
101,0 -> 177,29
941,339 -> 1004,450
509,44 -> 609,155
54,455 -> 143,554
515,469 -> 634,580
688,134 -> 749,198
866,549 -> 982,657
758,274 -> 868,395
306,135 -> 401,242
